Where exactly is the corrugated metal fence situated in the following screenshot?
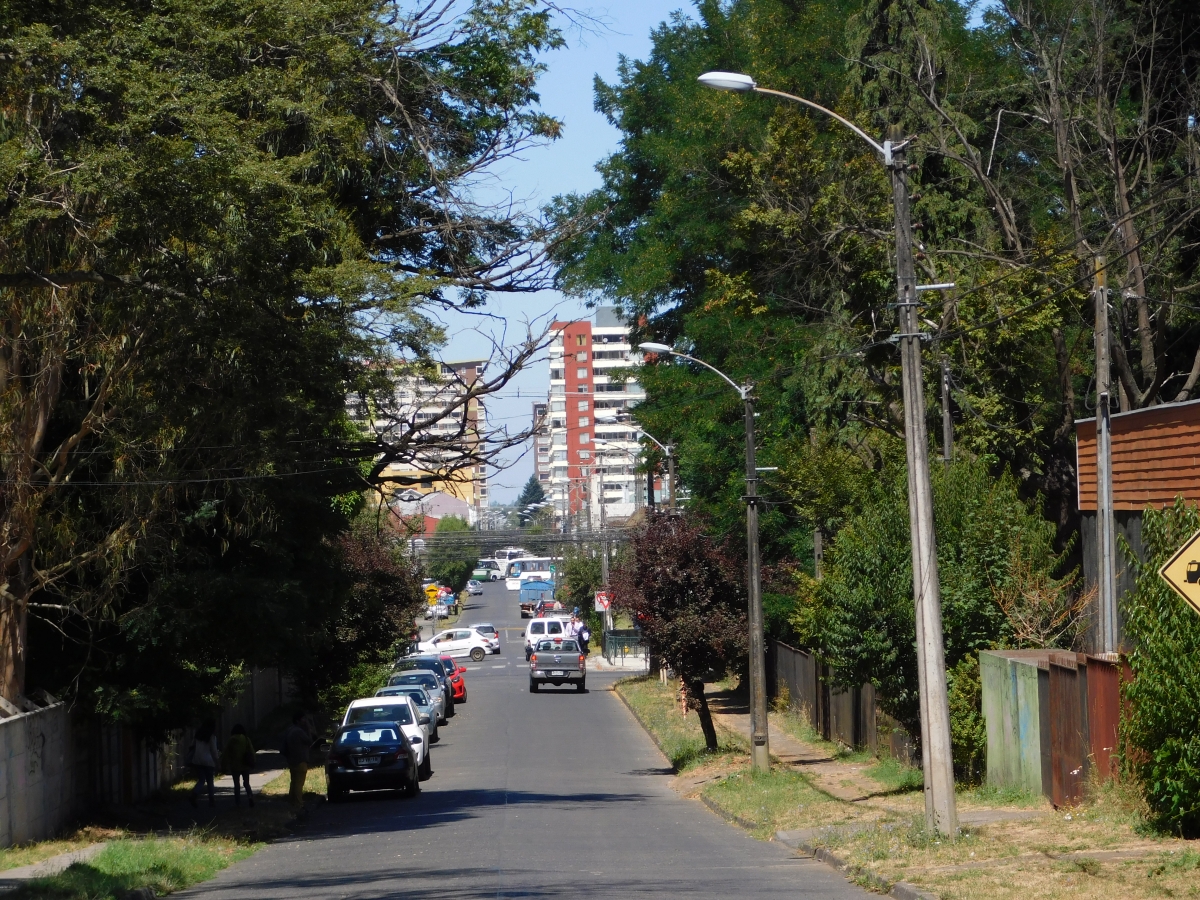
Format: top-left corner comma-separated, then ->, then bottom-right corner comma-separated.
980,650 -> 1126,806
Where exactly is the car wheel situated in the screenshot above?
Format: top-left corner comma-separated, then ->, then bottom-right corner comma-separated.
577,679 -> 586,692
419,752 -> 432,781
529,680 -> 539,693
470,647 -> 485,662
327,779 -> 348,803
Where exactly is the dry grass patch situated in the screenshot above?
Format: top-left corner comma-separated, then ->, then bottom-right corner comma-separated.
614,676 -> 745,771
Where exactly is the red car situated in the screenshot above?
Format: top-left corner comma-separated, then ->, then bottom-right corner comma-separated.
439,654 -> 467,703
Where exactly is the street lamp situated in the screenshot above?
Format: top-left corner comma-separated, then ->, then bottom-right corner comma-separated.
698,72 -> 957,834
639,430 -> 675,510
637,342 -> 770,775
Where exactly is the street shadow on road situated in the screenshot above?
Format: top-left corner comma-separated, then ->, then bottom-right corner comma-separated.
288,786 -> 655,842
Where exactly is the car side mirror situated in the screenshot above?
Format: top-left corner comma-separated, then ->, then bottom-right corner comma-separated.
411,735 -> 422,743
419,715 -> 430,725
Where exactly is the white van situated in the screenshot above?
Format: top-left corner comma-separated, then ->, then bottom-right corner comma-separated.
522,617 -> 572,660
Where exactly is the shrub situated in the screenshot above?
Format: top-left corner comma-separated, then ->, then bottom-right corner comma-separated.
947,655 -> 987,784
792,454 -> 1074,743
1121,500 -> 1200,836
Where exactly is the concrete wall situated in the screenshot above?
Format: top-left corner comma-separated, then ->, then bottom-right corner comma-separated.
0,701 -> 79,848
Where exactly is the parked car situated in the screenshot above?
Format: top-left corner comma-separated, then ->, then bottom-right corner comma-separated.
396,655 -> 457,717
466,579 -> 484,595
522,616 -> 572,660
471,623 -> 500,653
417,628 -> 491,662
424,602 -> 451,620
438,653 -> 467,703
386,670 -> 446,724
326,722 -> 419,801
342,696 -> 432,780
529,638 -> 586,692
376,686 -> 439,742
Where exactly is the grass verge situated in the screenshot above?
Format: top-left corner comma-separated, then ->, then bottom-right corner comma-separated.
616,673 -> 1197,900
261,765 -> 328,798
6,833 -> 255,900
613,676 -> 744,771
0,829 -> 124,873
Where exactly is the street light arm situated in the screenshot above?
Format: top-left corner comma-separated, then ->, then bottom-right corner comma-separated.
750,87 -> 886,158
664,350 -> 747,398
640,431 -> 671,456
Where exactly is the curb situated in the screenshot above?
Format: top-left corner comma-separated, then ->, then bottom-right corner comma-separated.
699,794 -> 760,832
775,831 -> 938,900
611,680 -> 676,772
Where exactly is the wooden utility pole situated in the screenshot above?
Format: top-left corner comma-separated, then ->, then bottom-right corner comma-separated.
743,387 -> 769,773
888,127 -> 957,836
941,358 -> 953,467
1094,256 -> 1117,653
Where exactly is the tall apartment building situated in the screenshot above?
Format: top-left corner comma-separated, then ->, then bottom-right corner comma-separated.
349,359 -> 488,523
532,401 -> 551,484
546,307 -> 648,528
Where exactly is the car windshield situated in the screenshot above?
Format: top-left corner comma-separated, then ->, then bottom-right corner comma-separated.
476,625 -> 496,634
536,639 -> 580,651
389,674 -> 438,691
402,690 -> 430,706
338,726 -> 401,745
347,704 -> 413,726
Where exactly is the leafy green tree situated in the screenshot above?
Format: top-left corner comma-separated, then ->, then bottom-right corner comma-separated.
0,0 -> 564,705
516,475 -> 548,526
792,454 -> 1075,744
0,0 -> 566,703
428,516 -> 479,593
611,512 -> 746,751
1121,501 -> 1200,836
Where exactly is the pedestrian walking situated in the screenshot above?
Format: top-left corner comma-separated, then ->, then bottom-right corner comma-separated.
282,711 -> 313,808
578,620 -> 592,656
188,719 -> 219,808
221,723 -> 256,807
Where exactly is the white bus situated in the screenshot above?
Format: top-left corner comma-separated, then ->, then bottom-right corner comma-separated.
504,556 -> 559,591
494,546 -> 527,562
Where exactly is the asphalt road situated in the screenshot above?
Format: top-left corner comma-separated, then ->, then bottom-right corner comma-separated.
179,579 -> 871,900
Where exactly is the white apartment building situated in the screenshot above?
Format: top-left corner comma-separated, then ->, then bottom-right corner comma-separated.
348,359 -> 488,523
545,307 -> 648,529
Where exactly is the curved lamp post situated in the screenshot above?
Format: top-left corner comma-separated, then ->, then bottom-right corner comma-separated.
698,72 -> 956,834
637,343 -> 769,774
639,429 -> 675,510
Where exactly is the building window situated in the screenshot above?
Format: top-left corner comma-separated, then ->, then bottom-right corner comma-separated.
577,385 -> 588,393
551,401 -> 565,411
579,452 -> 591,462
576,351 -> 588,362
580,432 -> 590,443
576,334 -> 587,346
578,417 -> 589,427
577,400 -> 589,411
576,368 -> 587,379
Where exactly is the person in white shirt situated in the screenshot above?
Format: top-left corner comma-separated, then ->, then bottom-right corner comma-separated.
188,719 -> 220,808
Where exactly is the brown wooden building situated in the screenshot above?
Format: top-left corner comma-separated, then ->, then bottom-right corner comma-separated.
1075,397 -> 1200,649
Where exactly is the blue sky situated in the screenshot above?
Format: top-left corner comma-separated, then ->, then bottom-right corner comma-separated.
437,0 -> 690,503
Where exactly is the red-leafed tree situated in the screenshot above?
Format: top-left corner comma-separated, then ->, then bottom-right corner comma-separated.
611,513 -> 747,751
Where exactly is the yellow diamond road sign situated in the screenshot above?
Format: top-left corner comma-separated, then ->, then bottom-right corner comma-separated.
1157,527 -> 1200,618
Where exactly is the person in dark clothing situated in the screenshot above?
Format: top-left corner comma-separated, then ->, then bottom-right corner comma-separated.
222,723 -> 256,807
